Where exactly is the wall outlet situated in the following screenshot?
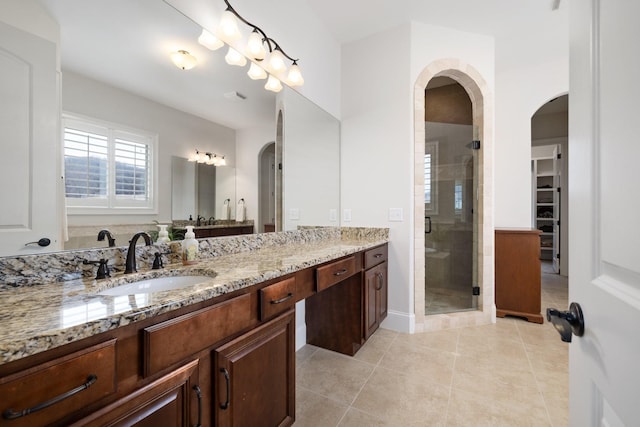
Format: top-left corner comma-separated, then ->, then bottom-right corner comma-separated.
289,208 -> 299,220
329,209 -> 337,221
389,208 -> 403,221
343,208 -> 352,222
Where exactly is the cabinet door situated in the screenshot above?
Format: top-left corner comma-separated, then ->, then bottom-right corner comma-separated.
214,310 -> 295,427
364,262 -> 387,340
72,360 -> 200,427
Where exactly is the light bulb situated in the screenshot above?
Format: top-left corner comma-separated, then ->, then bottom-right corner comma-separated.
196,152 -> 206,163
225,47 -> 247,67
267,49 -> 286,74
218,9 -> 241,42
198,28 -> 224,51
247,62 -> 268,80
218,156 -> 227,166
246,31 -> 266,61
265,75 -> 283,93
286,63 -> 304,86
170,50 -> 197,70
188,152 -> 198,162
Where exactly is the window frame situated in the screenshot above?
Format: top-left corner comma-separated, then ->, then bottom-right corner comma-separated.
63,113 -> 158,215
424,140 -> 439,214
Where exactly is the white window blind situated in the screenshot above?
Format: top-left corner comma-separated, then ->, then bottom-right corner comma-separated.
63,115 -> 157,214
424,141 -> 438,213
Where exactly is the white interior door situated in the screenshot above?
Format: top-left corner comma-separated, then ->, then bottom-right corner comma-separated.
567,0 -> 640,425
0,21 -> 60,255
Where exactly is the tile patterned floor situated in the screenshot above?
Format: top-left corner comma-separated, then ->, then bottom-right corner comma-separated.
295,266 -> 569,426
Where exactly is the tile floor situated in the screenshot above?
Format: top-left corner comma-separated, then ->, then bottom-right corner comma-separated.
294,265 -> 569,426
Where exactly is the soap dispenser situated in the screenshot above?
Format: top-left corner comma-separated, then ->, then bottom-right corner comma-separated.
157,224 -> 170,243
182,225 -> 199,265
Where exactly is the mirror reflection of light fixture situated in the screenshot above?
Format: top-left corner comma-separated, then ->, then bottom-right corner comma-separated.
188,150 -> 227,166
264,75 -> 283,93
225,47 -> 247,67
198,29 -> 224,51
170,50 -> 197,70
247,62 -> 268,80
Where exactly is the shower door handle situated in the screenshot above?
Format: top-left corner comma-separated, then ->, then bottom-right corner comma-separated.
425,216 -> 432,234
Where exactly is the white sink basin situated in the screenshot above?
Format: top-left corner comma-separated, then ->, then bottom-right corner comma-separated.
99,275 -> 213,296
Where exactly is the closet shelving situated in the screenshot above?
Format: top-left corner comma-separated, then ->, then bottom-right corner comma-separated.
532,145 -> 560,273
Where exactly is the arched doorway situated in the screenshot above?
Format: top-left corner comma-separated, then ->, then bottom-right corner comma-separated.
414,60 -> 494,331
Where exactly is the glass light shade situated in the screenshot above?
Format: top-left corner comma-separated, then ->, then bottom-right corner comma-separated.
198,28 -> 224,51
225,47 -> 247,67
218,156 -> 227,166
218,10 -> 241,42
247,62 -> 268,80
286,63 -> 304,86
246,31 -> 266,60
170,50 -> 197,70
188,152 -> 198,162
265,75 -> 283,93
196,152 -> 206,163
267,49 -> 286,74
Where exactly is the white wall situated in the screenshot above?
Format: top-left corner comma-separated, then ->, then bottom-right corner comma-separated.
62,70 -> 236,226
494,7 -> 569,227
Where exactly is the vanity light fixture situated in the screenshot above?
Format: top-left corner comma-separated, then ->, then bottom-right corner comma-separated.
170,50 -> 197,70
216,0 -> 303,85
247,62 -> 268,80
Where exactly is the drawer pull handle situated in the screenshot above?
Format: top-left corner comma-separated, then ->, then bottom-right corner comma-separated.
271,293 -> 293,305
376,272 -> 384,291
373,253 -> 383,258
2,374 -> 97,420
192,385 -> 202,427
220,368 -> 230,410
333,268 -> 348,276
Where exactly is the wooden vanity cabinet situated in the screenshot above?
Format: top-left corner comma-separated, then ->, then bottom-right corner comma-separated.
363,245 -> 388,339
214,310 -> 295,427
192,225 -> 254,239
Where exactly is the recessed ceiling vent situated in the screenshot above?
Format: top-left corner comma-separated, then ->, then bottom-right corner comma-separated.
224,91 -> 247,101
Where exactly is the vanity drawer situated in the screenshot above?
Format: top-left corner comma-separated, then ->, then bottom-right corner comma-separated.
364,245 -> 388,270
260,277 -> 296,321
143,293 -> 253,377
0,339 -> 116,427
316,255 -> 357,292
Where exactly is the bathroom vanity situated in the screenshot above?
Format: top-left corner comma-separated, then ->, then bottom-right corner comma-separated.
0,228 -> 388,426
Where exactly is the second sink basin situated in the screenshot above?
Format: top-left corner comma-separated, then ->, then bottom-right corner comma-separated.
99,275 -> 213,296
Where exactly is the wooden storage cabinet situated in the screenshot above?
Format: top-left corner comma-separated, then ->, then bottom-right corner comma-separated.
495,229 -> 543,323
71,359 -> 200,427
214,310 -> 295,427
364,262 -> 388,339
0,340 -> 117,427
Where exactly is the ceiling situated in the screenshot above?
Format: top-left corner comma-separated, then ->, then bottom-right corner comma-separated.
37,0 -> 566,130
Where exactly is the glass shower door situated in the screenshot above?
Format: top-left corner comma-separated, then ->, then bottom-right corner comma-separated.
424,124 -> 478,314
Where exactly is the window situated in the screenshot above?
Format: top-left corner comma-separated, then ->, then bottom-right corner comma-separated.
63,115 -> 157,214
424,141 -> 438,213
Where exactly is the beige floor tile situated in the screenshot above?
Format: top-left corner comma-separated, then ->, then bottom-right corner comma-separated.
296,348 -> 374,405
337,408 -> 390,426
379,337 -> 456,387
393,328 -> 460,353
296,344 -> 319,365
294,387 -> 349,427
353,328 -> 397,365
351,366 -> 449,426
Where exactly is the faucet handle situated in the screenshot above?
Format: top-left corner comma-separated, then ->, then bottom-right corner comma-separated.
83,258 -> 110,280
152,252 -> 164,270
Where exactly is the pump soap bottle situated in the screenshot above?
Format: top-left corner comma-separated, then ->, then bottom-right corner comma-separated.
182,225 -> 199,265
157,224 -> 170,243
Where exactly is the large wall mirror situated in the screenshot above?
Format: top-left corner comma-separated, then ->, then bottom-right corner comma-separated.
0,0 -> 340,255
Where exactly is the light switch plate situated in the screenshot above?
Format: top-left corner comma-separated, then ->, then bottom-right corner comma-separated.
389,208 -> 403,221
343,209 -> 352,222
329,209 -> 337,221
289,208 -> 299,220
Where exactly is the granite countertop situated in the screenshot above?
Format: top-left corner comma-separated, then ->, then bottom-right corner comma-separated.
0,235 -> 387,365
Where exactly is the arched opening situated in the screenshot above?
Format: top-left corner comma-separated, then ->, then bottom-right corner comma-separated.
414,60 -> 494,331
258,142 -> 275,233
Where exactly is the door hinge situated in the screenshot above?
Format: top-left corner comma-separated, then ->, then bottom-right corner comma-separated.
472,286 -> 480,295
557,153 -> 562,159
557,187 -> 561,193
471,140 -> 481,150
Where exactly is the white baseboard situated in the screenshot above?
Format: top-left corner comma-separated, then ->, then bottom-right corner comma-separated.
380,310 -> 414,334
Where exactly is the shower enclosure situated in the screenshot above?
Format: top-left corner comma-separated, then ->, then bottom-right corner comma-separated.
424,123 -> 479,314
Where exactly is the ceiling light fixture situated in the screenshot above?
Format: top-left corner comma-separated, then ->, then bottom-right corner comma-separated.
217,0 -> 303,85
171,50 -> 197,70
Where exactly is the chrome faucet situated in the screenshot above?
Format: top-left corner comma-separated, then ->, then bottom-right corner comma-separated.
124,232 -> 152,274
97,229 -> 116,247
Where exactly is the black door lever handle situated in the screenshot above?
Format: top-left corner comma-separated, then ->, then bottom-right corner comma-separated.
547,302 -> 585,342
